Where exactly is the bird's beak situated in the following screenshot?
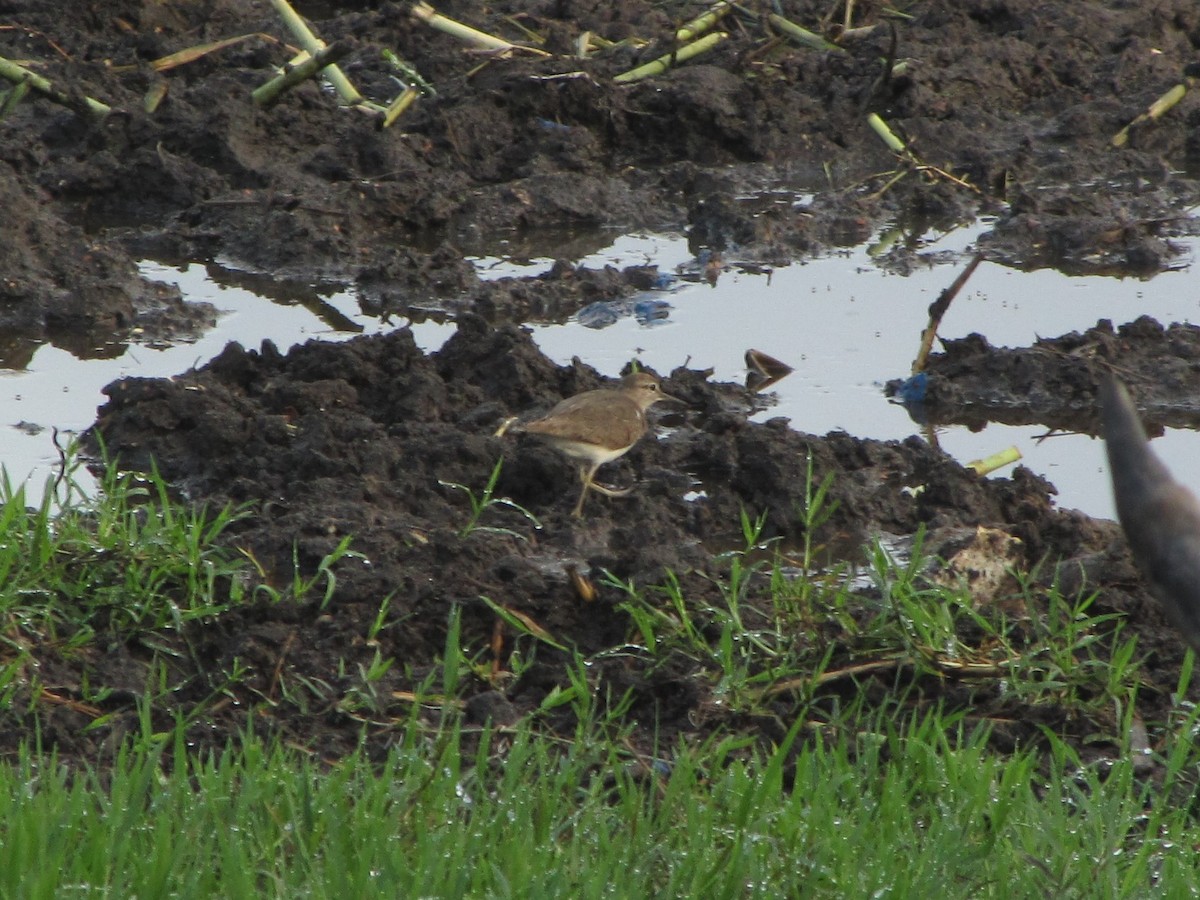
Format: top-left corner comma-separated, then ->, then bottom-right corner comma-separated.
659,389 -> 687,406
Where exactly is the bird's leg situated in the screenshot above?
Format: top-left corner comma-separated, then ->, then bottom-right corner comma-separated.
589,482 -> 634,498
572,466 -> 594,517
574,465 -> 634,516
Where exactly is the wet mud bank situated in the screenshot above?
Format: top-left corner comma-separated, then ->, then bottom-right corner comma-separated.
894,316 -> 1200,431
2,0 -> 1200,761
70,318 -> 1184,762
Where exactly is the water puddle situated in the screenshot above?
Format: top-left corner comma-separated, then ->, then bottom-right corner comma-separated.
0,261 -> 455,499
529,225 -> 1200,520
0,223 -> 1196,517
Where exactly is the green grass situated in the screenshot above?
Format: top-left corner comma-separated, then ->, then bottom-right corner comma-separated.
439,456 -> 541,539
3,449 -> 1200,895
0,451 -> 250,641
2,712 -> 1200,897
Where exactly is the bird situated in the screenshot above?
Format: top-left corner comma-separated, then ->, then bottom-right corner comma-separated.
515,372 -> 680,517
1100,374 -> 1200,649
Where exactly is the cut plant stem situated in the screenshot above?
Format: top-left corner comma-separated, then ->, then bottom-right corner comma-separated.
614,32 -> 728,84
143,80 -> 168,114
252,40 -> 354,107
1112,79 -> 1191,148
0,77 -> 30,120
0,55 -> 110,117
268,0 -> 363,105
867,112 -> 907,154
768,13 -> 844,53
411,2 -> 550,57
966,447 -> 1022,477
913,253 -> 983,374
382,86 -> 419,128
676,1 -> 734,42
411,2 -> 510,51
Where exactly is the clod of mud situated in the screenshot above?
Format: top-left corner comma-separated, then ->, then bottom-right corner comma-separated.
6,0 -> 1200,768
59,316 -> 1180,761
0,167 -> 215,354
889,317 -> 1200,431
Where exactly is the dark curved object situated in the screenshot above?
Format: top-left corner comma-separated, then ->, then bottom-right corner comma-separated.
1101,375 -> 1200,649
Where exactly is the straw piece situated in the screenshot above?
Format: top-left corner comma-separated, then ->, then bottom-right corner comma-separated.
149,34 -> 260,72
252,40 -> 353,107
676,1 -> 734,43
0,54 -> 110,117
767,13 -> 843,53
381,86 -> 419,128
1112,80 -> 1189,148
966,447 -> 1022,476
269,0 -> 363,105
411,2 -> 550,57
613,32 -> 727,84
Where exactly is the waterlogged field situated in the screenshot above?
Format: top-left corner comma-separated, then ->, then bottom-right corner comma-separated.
4,0 -> 1200,892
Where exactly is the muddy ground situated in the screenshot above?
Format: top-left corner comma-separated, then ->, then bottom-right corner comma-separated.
3,0 -> 1200,767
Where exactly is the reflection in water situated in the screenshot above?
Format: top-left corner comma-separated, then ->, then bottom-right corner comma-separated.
0,331 -> 133,372
0,332 -> 41,371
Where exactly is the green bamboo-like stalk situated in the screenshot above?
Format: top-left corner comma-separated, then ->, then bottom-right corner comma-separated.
411,1 -> 513,51
0,78 -> 30,121
1112,81 -> 1189,148
767,14 -> 843,52
252,40 -> 353,107
676,1 -> 734,42
269,0 -> 363,105
867,112 -> 907,154
381,86 -> 419,128
613,32 -> 727,84
0,55 -> 110,117
966,447 -> 1022,476
411,2 -> 550,56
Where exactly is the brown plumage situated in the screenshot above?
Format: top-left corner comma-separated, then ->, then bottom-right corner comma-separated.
519,372 -> 679,517
1100,375 -> 1200,649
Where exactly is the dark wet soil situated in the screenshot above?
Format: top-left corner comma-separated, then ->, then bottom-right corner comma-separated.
892,316 -> 1200,431
3,0 -> 1200,766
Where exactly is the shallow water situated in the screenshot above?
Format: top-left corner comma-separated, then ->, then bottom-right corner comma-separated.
513,225 -> 1200,520
1,223 -> 1197,517
0,261 -> 455,501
